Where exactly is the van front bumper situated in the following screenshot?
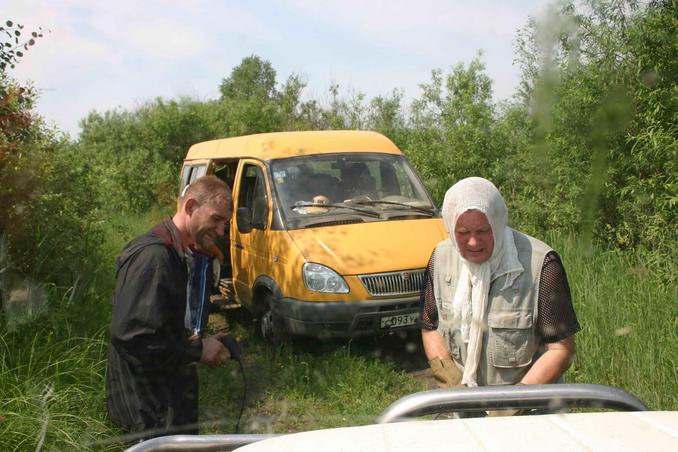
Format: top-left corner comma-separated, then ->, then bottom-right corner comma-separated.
274,295 -> 421,339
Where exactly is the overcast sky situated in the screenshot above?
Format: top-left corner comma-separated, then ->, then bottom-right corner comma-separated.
6,0 -> 552,137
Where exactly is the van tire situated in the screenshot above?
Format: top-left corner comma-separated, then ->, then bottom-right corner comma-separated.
260,292 -> 288,345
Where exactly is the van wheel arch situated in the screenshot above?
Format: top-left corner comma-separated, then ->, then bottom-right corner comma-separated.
252,277 -> 288,344
251,276 -> 283,316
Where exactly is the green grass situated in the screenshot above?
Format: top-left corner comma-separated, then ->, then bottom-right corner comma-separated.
553,235 -> 678,410
0,322 -> 122,451
199,332 -> 426,435
101,205 -> 174,256
0,209 -> 170,451
0,216 -> 675,450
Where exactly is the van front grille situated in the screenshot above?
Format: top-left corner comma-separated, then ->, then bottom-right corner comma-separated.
358,269 -> 426,297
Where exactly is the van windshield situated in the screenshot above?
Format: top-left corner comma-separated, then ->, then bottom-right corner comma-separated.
270,153 -> 436,228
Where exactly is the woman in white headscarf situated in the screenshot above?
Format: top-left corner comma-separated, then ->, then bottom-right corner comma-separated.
420,177 -> 580,400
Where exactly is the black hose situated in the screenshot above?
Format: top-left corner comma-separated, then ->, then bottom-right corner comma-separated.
220,334 -> 246,434
233,357 -> 247,434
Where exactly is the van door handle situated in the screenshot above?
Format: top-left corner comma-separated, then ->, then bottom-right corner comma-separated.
233,242 -> 244,250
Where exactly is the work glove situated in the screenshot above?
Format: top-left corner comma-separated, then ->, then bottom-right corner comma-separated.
428,357 -> 463,388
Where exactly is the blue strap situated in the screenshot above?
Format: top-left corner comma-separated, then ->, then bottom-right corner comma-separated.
193,257 -> 209,335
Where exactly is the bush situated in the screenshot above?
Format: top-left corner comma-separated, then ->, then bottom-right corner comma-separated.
1,75 -> 105,290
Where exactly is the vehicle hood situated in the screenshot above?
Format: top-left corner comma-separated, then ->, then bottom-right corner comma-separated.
287,218 -> 447,275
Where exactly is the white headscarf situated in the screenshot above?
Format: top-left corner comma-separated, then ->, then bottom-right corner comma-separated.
441,177 -> 523,387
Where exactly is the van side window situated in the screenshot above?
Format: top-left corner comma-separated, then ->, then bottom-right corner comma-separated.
238,164 -> 268,229
179,164 -> 208,195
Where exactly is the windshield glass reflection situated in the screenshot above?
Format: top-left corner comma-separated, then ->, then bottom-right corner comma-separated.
271,153 -> 436,228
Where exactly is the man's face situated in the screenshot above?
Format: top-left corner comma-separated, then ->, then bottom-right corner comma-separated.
189,196 -> 231,249
454,210 -> 494,264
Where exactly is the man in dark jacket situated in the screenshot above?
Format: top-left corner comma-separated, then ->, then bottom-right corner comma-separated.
106,176 -> 233,439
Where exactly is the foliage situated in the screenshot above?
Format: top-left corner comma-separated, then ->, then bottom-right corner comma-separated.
549,233 -> 677,411
217,55 -> 281,135
0,277 -> 122,451
217,55 -> 321,135
78,97 -> 220,213
510,0 -> 677,259
0,20 -> 45,71
367,89 -> 408,146
405,57 -> 501,203
1,71 -> 104,291
610,0 -> 677,251
2,142 -> 105,285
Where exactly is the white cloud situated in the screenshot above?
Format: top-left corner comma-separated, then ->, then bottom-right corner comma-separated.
4,0 -> 555,136
123,19 -> 208,60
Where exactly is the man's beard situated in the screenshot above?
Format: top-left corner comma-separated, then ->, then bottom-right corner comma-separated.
194,229 -> 215,250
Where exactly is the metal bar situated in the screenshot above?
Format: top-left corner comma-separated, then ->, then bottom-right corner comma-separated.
125,434 -> 278,452
388,274 -> 396,294
415,271 -> 424,290
376,384 -> 648,424
359,269 -> 426,296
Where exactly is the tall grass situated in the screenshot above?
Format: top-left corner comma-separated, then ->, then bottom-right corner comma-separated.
0,293 -> 122,450
548,233 -> 677,410
0,209 -> 168,451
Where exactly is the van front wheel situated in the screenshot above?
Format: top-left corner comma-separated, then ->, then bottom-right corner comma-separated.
260,293 -> 288,345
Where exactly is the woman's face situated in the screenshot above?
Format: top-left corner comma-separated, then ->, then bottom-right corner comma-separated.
454,210 -> 494,264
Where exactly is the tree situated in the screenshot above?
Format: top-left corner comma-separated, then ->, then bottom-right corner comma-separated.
1,20 -> 103,288
217,55 -> 282,135
219,55 -> 276,101
0,20 -> 45,71
367,89 -> 408,148
78,97 -> 221,212
406,57 -> 499,203
511,0 -> 677,260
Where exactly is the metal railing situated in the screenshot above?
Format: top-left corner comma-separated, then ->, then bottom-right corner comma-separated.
376,383 -> 648,424
125,434 -> 277,452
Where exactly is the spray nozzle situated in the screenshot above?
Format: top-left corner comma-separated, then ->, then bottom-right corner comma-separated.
219,334 -> 242,361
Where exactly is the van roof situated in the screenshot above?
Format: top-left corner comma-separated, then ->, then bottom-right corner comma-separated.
184,130 -> 402,161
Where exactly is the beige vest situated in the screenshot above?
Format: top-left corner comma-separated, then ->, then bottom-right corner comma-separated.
433,229 -> 552,386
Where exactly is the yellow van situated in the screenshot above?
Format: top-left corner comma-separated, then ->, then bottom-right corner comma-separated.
180,130 -> 447,340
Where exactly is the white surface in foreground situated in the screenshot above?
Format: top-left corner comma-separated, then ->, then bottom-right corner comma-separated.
235,411 -> 678,451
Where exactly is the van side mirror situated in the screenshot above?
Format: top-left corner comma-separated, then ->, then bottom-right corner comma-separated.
236,207 -> 253,233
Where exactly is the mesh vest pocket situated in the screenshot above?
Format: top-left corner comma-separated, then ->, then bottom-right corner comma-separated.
487,310 -> 534,368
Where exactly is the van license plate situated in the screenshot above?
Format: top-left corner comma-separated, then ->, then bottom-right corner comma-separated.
380,313 -> 419,329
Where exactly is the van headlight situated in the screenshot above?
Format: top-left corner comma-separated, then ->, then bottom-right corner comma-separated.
302,263 -> 349,293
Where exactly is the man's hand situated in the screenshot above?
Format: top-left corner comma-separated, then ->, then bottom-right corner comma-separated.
201,332 -> 230,367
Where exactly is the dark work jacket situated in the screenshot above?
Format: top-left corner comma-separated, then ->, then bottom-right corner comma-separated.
106,220 -> 203,438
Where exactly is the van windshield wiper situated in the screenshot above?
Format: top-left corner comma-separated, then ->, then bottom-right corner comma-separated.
291,202 -> 382,218
351,200 -> 435,216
